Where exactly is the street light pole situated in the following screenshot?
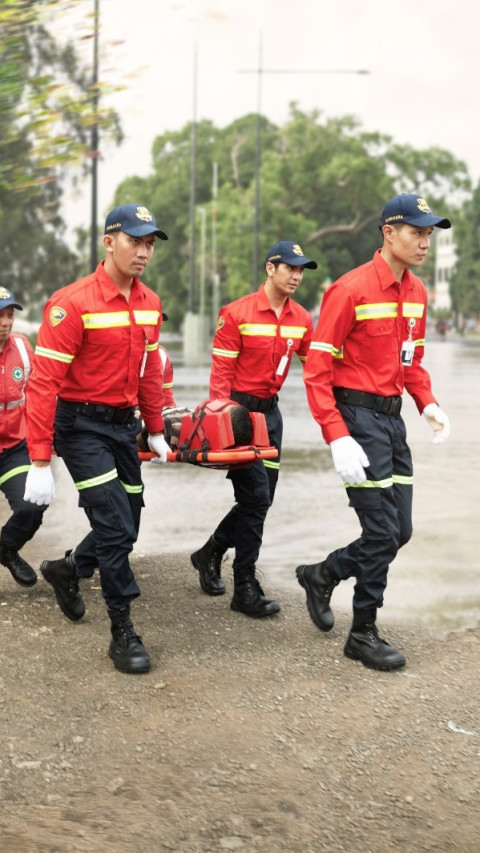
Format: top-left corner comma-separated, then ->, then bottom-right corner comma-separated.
188,44 -> 198,314
90,0 -> 100,272
240,50 -> 370,290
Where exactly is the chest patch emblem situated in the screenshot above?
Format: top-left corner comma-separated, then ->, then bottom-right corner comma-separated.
12,367 -> 23,381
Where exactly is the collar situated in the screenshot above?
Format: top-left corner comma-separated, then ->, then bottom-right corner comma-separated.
96,261 -> 143,303
257,281 -> 293,316
373,249 -> 413,291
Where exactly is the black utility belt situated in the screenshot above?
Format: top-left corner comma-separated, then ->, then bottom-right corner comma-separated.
333,387 -> 402,416
230,390 -> 279,414
57,398 -> 134,425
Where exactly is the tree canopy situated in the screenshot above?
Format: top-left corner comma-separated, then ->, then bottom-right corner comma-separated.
0,0 -> 122,314
0,3 -> 473,327
109,105 -> 470,329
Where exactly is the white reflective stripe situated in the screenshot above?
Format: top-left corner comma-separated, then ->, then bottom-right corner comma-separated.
13,336 -> 30,380
159,347 -> 167,369
0,398 -> 25,411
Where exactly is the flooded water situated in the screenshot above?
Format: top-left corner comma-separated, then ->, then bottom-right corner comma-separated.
10,336 -> 480,632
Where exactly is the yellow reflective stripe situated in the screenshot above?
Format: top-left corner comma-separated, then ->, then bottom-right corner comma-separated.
0,464 -> 30,487
402,302 -> 424,318
82,312 -> 130,329
82,310 -> 160,329
264,459 -> 280,471
133,310 -> 160,325
310,341 -> 334,354
163,381 -> 174,389
392,474 -> 414,486
347,477 -> 393,490
308,341 -> 343,358
355,303 -> 398,321
75,468 -> 118,491
146,342 -> 158,352
212,347 -> 239,359
280,325 -> 307,339
414,338 -> 425,347
239,323 -> 277,337
120,481 -> 143,495
35,345 -> 74,364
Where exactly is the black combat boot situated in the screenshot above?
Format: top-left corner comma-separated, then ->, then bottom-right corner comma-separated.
0,540 -> 37,587
295,561 -> 339,631
40,550 -> 85,621
190,535 -> 226,595
108,606 -> 150,674
230,567 -> 281,618
344,607 -> 406,671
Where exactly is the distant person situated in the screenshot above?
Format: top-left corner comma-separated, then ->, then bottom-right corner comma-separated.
191,241 -> 316,616
435,318 -> 447,339
24,203 -> 171,675
296,194 -> 451,671
0,289 -> 48,588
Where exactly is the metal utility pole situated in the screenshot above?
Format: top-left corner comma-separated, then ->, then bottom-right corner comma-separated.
90,0 -> 100,272
211,161 -> 220,327
188,44 -> 198,314
240,47 -> 370,290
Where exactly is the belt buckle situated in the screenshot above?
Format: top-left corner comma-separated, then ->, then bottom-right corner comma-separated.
386,397 -> 400,415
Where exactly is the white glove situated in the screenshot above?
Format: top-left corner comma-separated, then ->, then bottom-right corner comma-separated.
24,464 -> 56,505
423,403 -> 451,445
330,436 -> 370,485
147,433 -> 171,464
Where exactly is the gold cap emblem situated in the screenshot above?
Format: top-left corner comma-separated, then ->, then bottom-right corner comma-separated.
135,206 -> 153,223
416,198 -> 431,214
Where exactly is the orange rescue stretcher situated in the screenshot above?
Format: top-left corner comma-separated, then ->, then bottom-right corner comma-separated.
138,399 -> 278,470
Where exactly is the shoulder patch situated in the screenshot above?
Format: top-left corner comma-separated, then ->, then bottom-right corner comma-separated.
216,316 -> 225,332
50,306 -> 67,326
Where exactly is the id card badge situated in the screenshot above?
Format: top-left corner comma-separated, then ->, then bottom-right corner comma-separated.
401,318 -> 416,367
401,339 -> 415,366
276,338 -> 294,376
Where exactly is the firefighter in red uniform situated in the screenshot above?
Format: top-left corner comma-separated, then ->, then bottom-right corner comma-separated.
191,241 -> 316,617
0,288 -> 48,588
296,194 -> 451,671
24,204 -> 171,675
158,343 -> 176,408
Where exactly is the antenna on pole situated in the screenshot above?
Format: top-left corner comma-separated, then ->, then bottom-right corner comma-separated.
239,62 -> 370,291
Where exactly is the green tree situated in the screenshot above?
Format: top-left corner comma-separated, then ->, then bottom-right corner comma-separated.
106,106 -> 470,330
450,182 -> 480,322
0,0 -> 122,313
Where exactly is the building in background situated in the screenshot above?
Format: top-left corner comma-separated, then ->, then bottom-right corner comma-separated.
433,228 -> 457,312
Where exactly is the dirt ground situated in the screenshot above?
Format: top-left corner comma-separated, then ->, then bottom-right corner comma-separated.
1,551 -> 479,853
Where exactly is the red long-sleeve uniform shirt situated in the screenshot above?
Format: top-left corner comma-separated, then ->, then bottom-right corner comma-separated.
304,250 -> 437,444
0,334 -> 33,451
26,261 -> 165,461
158,345 -> 176,408
210,283 -> 313,399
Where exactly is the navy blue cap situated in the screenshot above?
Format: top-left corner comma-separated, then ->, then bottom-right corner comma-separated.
0,287 -> 22,310
104,204 -> 168,240
380,194 -> 451,229
265,241 -> 317,269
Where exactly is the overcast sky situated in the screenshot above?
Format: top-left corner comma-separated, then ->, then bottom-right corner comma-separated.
54,0 -> 479,237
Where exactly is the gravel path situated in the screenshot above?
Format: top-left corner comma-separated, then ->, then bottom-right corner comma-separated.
1,552 -> 479,852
